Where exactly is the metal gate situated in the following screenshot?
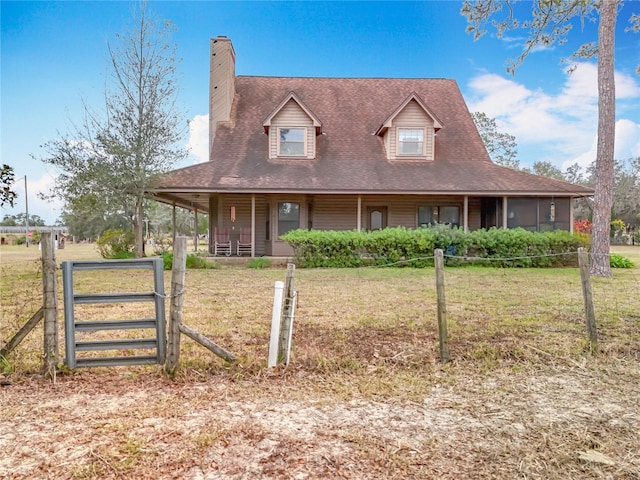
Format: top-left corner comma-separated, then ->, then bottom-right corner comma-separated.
62,258 -> 166,369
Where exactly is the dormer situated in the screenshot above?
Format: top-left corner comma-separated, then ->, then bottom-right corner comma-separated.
263,92 -> 322,160
375,93 -> 443,162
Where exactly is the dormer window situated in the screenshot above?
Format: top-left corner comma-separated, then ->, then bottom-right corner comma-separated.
263,92 -> 323,160
278,128 -> 306,156
398,128 -> 425,155
375,93 -> 443,162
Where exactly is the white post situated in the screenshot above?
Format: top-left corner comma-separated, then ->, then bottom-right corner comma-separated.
284,292 -> 297,365
463,195 -> 469,232
502,196 -> 508,229
570,198 -> 575,234
251,194 -> 256,257
268,281 -> 285,367
357,196 -> 362,232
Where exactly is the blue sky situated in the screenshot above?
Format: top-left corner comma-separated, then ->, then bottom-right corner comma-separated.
2,0 -> 639,224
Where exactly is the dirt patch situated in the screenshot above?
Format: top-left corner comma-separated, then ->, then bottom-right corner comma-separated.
1,362 -> 638,479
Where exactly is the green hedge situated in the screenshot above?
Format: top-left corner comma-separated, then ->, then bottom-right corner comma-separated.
281,226 -> 591,268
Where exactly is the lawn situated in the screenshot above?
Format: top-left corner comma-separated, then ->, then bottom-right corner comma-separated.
1,242 -> 638,479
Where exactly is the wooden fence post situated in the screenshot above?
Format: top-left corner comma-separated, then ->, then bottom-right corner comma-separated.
165,236 -> 187,373
278,263 -> 296,364
578,247 -> 598,353
435,249 -> 449,363
41,232 -> 59,374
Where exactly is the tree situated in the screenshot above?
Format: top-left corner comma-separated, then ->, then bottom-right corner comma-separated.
462,0 -> 631,276
1,213 -> 45,227
1,164 -> 17,207
471,112 -> 519,168
530,160 -> 565,181
40,2 -> 186,257
610,157 -> 640,226
59,193 -> 128,241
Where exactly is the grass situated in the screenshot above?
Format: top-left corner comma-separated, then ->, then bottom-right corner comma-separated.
1,242 -> 639,479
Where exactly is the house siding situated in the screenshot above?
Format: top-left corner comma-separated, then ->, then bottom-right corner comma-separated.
311,196 -> 359,230
269,100 -> 315,159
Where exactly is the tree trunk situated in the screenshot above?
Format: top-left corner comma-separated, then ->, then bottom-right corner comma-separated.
590,0 -> 617,277
134,200 -> 144,258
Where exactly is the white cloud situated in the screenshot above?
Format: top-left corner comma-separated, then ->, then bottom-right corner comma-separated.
560,119 -> 640,170
186,114 -> 209,164
466,62 -> 640,170
1,172 -> 63,225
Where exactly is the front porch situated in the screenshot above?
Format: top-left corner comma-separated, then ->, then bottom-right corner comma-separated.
187,193 -> 576,257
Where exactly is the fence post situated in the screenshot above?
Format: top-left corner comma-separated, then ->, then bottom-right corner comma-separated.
165,236 -> 187,374
268,281 -> 285,367
435,249 -> 449,363
41,232 -> 59,375
278,263 -> 296,363
578,247 -> 598,353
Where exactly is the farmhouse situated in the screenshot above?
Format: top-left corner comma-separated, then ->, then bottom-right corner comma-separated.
149,36 -> 593,257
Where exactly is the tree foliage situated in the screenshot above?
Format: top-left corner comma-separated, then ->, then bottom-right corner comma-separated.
1,164 -> 17,208
39,2 -> 186,257
59,194 -> 129,241
1,213 -> 46,227
462,0 -> 633,276
471,112 -> 519,168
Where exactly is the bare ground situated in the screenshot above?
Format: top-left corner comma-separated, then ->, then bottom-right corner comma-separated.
1,354 -> 638,480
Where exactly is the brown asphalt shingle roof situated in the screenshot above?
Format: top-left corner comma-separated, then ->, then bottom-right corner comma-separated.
153,76 -> 593,196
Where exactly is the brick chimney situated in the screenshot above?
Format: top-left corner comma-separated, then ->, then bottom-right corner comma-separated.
209,36 -> 236,154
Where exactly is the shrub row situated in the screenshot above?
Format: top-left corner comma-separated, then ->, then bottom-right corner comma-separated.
281,226 -> 591,268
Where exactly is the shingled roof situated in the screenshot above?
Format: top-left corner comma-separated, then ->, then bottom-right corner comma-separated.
152,76 -> 593,199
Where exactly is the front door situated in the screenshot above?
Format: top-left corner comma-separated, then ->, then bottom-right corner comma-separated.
366,206 -> 388,230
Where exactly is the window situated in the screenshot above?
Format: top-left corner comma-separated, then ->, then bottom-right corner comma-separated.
398,128 -> 424,155
418,205 -> 460,227
278,202 -> 300,236
278,128 -> 305,156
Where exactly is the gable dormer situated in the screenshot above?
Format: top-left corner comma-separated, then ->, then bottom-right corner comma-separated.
375,93 -> 443,162
263,92 -> 322,160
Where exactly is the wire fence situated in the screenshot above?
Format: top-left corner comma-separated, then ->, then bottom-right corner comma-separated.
1,248 -> 639,373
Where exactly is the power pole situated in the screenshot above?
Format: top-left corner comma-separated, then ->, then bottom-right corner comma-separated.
24,175 -> 30,247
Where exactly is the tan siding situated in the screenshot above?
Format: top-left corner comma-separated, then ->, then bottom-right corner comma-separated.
311,196 -> 359,230
269,100 -> 315,159
394,101 -> 432,126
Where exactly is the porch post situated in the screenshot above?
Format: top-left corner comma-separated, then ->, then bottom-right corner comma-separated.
570,198 -> 574,233
251,194 -> 256,257
194,208 -> 198,252
357,196 -> 362,232
463,195 -> 469,232
172,203 -> 177,244
502,196 -> 508,229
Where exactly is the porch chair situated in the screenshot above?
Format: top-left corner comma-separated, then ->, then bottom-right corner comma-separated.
237,227 -> 252,256
214,227 -> 231,256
